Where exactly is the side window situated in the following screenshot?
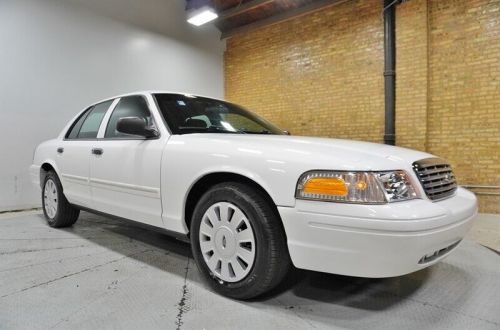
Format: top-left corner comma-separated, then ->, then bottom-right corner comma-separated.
105,96 -> 153,138
77,101 -> 112,139
66,107 -> 92,139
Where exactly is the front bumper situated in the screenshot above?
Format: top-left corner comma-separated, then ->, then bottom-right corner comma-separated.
278,187 -> 477,278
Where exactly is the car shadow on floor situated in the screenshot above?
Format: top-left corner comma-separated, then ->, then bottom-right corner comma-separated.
40,211 -> 193,280
48,211 -> 430,311
262,267 -> 430,311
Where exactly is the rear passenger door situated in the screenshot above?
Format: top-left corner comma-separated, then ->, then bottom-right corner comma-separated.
56,100 -> 114,207
89,95 -> 165,228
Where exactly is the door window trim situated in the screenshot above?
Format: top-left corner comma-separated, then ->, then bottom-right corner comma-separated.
96,98 -> 121,139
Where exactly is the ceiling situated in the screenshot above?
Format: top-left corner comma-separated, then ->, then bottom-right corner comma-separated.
185,0 -> 346,38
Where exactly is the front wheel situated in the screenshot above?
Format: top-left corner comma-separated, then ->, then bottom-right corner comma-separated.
42,171 -> 80,228
190,182 -> 291,300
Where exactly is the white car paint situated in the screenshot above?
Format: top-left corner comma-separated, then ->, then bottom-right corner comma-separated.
31,91 -> 478,278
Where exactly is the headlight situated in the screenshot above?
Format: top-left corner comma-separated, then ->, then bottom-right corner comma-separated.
296,170 -> 418,204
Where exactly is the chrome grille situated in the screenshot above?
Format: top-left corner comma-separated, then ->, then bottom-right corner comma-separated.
412,158 -> 457,201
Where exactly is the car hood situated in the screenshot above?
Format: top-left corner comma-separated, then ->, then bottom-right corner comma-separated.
172,134 -> 434,171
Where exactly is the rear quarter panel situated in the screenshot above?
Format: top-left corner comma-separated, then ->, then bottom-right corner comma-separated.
32,139 -> 61,183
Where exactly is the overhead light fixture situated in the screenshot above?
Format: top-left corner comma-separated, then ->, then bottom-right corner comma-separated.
187,6 -> 218,26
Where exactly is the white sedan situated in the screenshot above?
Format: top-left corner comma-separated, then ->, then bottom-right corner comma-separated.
31,91 -> 478,299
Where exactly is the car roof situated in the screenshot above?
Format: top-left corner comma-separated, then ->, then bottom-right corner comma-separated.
90,91 -> 224,107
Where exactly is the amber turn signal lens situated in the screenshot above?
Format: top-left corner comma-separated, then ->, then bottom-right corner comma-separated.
303,177 -> 348,196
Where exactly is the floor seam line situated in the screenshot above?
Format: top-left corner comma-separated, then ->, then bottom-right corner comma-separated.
175,257 -> 190,330
0,249 -> 152,299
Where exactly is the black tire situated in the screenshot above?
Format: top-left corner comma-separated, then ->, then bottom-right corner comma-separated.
190,182 -> 291,300
42,171 -> 80,228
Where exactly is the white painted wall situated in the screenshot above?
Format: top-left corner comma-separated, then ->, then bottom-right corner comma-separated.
0,0 -> 225,211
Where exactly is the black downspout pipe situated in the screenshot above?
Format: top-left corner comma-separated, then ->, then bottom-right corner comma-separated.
383,0 -> 396,145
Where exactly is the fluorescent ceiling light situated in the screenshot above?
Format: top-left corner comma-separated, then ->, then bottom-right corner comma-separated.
187,6 -> 218,26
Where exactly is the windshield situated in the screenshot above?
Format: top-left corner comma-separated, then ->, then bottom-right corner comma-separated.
154,93 -> 284,135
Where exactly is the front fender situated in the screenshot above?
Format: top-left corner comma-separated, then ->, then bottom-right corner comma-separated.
186,166 -> 278,205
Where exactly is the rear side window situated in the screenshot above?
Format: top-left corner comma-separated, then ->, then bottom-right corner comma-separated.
76,100 -> 113,139
105,96 -> 153,138
66,107 -> 92,139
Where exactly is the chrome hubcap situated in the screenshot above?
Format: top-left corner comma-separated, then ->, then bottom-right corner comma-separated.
199,202 -> 256,283
44,179 -> 58,219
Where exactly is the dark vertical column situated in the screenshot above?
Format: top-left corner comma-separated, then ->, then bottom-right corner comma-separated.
383,0 -> 396,145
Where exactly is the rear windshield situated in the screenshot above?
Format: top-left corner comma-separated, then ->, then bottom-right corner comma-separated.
154,94 -> 284,135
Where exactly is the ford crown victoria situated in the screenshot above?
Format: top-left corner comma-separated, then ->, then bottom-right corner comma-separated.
31,92 -> 478,299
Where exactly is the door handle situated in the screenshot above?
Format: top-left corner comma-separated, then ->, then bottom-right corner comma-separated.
57,147 -> 64,154
91,148 -> 103,156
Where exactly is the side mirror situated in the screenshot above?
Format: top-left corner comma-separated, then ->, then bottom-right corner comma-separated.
116,117 -> 159,138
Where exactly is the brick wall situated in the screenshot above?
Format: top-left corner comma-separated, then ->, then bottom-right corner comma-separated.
225,0 -> 385,141
224,0 -> 500,213
395,0 -> 429,151
427,0 -> 500,213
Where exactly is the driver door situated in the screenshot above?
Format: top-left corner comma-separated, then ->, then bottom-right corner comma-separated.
89,95 -> 165,227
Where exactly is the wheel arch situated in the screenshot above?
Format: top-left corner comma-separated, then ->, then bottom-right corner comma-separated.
40,160 -> 60,188
183,172 -> 281,232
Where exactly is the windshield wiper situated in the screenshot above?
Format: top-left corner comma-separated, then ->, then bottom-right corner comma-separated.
238,129 -> 272,134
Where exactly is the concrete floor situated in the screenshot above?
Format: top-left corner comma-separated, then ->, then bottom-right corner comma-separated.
0,211 -> 499,330
466,213 -> 500,252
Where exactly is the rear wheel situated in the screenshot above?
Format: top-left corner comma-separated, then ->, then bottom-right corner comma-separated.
190,182 -> 291,300
42,171 -> 80,228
